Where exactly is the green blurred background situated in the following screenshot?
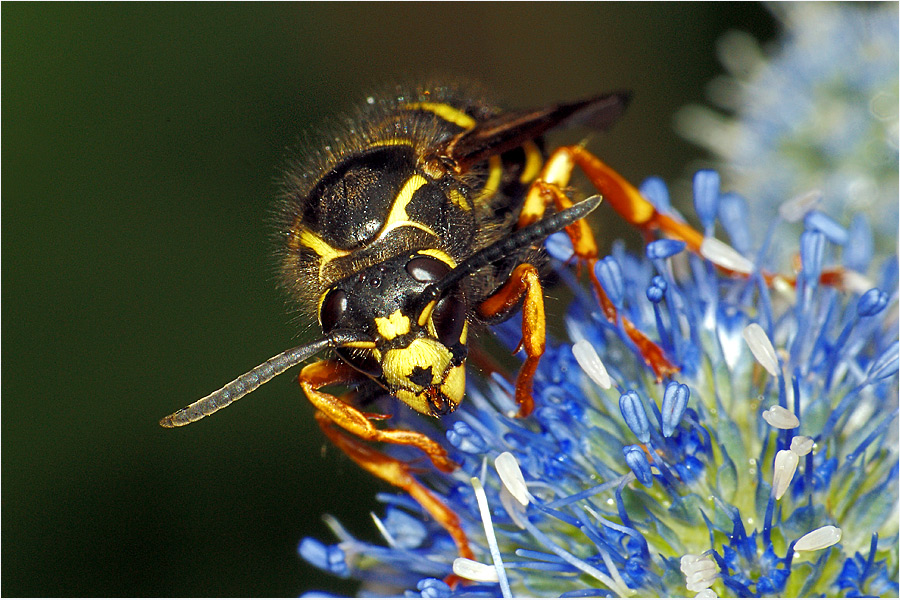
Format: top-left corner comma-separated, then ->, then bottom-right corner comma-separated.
3,3 -> 777,596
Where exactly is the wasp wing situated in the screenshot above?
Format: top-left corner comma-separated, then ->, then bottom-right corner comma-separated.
443,91 -> 631,172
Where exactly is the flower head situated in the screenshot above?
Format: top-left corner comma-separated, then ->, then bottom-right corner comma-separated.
299,7 -> 898,595
299,168 -> 898,596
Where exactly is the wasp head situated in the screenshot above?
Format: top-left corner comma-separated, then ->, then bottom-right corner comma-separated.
317,250 -> 469,417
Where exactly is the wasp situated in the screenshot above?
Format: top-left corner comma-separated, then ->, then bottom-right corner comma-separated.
161,83 -> 688,563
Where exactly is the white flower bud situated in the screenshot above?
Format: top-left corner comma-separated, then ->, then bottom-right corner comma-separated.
573,339 -> 612,389
790,435 -> 815,456
495,452 -> 529,507
772,449 -> 800,500
795,525 -> 842,551
762,405 -> 800,429
452,557 -> 499,582
742,323 -> 780,377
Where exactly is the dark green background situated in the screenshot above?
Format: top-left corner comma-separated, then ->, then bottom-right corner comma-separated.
3,3 -> 777,596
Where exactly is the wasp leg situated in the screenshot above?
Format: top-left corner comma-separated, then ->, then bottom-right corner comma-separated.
562,146 -> 704,248
519,148 -> 679,380
314,411 -> 475,565
532,146 -> 852,290
478,263 -> 545,417
299,358 -> 457,473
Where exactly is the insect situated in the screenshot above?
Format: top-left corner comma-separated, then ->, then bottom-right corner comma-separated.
160,83 -> 689,563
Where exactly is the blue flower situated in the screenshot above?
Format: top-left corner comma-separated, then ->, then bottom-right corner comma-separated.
299,8 -> 899,595
298,168 -> 898,596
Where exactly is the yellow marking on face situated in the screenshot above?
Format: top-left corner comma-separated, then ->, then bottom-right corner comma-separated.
393,365 -> 466,415
418,299 -> 438,327
343,340 -> 377,349
405,102 -> 476,129
383,338 -> 450,389
412,249 -> 458,327
440,363 -> 466,404
375,309 -> 411,340
519,141 -> 543,184
375,174 -> 437,241
395,389 -> 429,415
297,229 -> 348,259
473,155 -> 503,205
448,188 -> 471,212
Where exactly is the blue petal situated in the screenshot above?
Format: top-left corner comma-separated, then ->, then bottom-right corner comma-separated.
718,192 -> 752,254
845,214 -> 874,272
639,176 -> 670,211
804,209 -> 849,245
857,288 -> 889,317
383,507 -> 428,549
623,445 -> 653,487
546,231 -> 574,262
692,170 -> 721,231
800,230 -> 826,282
298,538 -> 349,577
416,578 -> 451,598
645,239 -> 686,260
446,420 -> 488,454
661,381 -> 690,437
619,390 -> 651,443
594,256 -> 625,308
646,275 -> 667,304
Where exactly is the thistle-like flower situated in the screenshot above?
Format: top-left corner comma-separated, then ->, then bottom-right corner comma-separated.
299,168 -> 899,596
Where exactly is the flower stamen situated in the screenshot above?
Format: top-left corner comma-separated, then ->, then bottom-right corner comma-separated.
742,323 -> 780,377
469,476 -> 512,597
794,525 -> 843,552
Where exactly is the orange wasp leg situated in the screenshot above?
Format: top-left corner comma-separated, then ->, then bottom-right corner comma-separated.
519,146 -> 680,380
300,359 -> 475,568
478,263 -> 545,418
298,359 -> 457,473
313,412 -> 475,565
549,146 -> 851,290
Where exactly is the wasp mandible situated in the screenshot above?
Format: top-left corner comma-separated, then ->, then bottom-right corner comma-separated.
161,83 -> 698,561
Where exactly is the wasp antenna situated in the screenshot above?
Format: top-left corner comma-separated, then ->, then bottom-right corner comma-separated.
423,194 -> 603,303
159,330 -> 371,428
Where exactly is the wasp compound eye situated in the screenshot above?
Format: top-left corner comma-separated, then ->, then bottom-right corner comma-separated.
432,296 -> 466,348
319,288 -> 348,332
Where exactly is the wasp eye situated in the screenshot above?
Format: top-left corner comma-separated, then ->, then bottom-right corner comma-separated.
319,288 -> 347,332
406,255 -> 451,283
432,296 -> 466,348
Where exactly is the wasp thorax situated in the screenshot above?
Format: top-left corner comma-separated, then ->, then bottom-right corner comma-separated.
317,250 -> 469,416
